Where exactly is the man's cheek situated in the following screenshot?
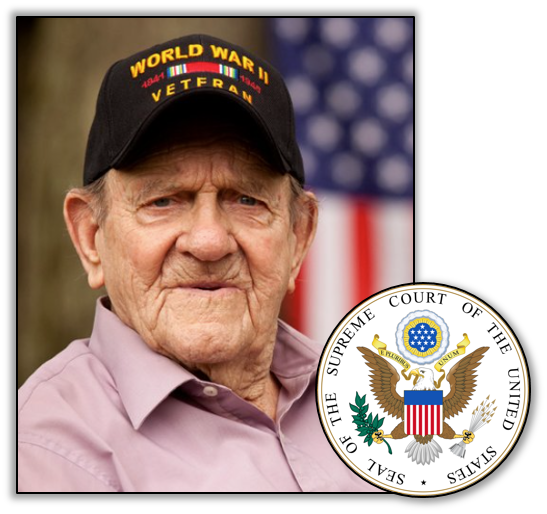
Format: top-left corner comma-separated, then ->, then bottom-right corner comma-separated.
120,237 -> 166,284
250,257 -> 292,302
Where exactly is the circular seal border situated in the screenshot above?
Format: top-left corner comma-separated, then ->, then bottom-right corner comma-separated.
315,284 -> 530,496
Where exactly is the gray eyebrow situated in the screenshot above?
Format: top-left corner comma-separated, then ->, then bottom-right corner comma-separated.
127,179 -> 182,205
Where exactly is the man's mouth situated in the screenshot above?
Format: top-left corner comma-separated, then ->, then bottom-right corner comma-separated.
174,282 -> 240,295
189,282 -> 228,290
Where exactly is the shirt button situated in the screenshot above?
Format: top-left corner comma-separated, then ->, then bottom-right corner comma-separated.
203,385 -> 218,397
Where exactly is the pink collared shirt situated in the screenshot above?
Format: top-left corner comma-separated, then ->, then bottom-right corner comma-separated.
18,299 -> 380,492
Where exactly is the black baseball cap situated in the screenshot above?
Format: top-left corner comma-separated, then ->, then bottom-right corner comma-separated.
84,34 -> 304,185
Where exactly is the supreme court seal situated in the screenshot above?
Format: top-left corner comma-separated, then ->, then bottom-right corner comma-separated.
316,283 -> 530,497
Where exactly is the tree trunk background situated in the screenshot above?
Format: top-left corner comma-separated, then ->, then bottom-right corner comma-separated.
18,17 -> 268,386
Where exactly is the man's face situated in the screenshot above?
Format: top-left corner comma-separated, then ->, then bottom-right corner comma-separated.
93,130 -> 304,369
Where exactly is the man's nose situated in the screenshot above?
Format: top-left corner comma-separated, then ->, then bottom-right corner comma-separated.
176,196 -> 237,262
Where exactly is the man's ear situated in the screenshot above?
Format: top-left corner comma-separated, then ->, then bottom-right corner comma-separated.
63,190 -> 105,289
287,191 -> 318,294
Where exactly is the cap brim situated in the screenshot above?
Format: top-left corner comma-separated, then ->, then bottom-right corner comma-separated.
111,88 -> 292,176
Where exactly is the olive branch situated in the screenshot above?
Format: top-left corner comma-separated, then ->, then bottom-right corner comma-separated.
349,392 -> 392,454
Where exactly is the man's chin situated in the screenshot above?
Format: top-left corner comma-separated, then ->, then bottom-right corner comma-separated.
162,288 -> 249,319
156,321 -> 253,366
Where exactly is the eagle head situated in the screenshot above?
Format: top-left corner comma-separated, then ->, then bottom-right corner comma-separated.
410,367 -> 436,390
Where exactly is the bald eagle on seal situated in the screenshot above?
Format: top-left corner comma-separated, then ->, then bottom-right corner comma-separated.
357,346 -> 489,465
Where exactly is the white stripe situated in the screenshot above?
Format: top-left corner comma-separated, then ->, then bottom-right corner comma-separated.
304,193 -> 354,344
375,200 -> 414,290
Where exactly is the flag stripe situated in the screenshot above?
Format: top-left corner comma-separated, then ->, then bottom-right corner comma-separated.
406,404 -> 411,434
302,194 -> 354,344
376,201 -> 414,289
437,405 -> 441,434
404,403 -> 443,435
352,200 -> 375,305
288,252 -> 307,331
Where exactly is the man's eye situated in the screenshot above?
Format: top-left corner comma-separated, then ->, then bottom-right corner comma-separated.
152,198 -> 172,207
238,195 -> 258,206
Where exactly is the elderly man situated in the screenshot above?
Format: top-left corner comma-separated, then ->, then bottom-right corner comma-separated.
18,34 -> 379,492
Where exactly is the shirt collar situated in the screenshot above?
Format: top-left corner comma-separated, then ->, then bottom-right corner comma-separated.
89,298 -> 195,430
89,298 -> 320,430
271,320 -> 320,380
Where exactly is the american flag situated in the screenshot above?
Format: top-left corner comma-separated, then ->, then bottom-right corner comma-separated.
271,18 -> 414,344
404,390 -> 444,436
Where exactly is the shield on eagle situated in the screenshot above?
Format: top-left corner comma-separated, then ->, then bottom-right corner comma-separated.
404,390 -> 443,436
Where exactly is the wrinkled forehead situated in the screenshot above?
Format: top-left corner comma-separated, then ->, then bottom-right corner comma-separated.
116,142 -> 286,200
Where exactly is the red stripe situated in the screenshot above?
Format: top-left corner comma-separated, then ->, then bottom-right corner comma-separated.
409,405 -> 412,434
413,405 -> 416,434
425,404 -> 429,435
280,257 -> 308,334
352,201 -> 375,305
419,405 -> 422,435
437,405 -> 440,434
406,405 -> 409,434
185,62 -> 219,74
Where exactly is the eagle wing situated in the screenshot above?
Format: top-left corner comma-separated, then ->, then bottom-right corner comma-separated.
443,346 -> 489,419
357,347 -> 404,420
